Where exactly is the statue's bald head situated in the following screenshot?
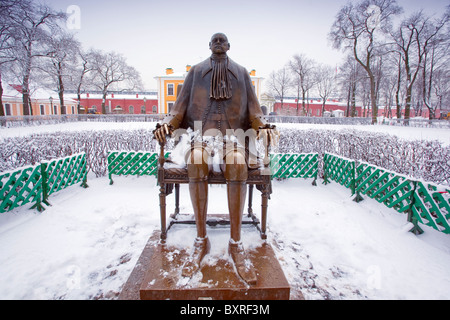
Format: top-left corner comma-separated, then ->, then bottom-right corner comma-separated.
210,33 -> 228,42
209,33 -> 230,54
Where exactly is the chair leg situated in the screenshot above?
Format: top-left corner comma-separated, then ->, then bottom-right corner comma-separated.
247,184 -> 254,217
159,183 -> 167,240
170,183 -> 180,219
260,192 -> 269,240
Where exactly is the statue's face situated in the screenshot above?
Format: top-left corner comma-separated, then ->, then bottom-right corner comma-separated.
209,33 -> 230,54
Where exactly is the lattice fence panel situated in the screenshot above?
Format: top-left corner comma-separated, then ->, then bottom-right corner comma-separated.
323,153 -> 356,192
43,153 -> 88,197
355,162 -> 415,214
412,182 -> 450,234
0,165 -> 43,213
270,153 -> 318,181
107,151 -> 170,183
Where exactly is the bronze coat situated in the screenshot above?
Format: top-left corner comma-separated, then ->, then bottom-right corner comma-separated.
161,57 -> 267,133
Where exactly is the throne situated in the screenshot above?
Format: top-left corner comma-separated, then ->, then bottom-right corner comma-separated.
156,140 -> 272,241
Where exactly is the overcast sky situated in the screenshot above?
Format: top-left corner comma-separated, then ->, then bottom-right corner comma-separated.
44,0 -> 449,92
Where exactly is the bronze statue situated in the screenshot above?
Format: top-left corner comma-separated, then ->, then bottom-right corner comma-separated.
154,33 -> 278,285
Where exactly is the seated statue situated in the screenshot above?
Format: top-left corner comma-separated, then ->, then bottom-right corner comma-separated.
154,33 -> 278,285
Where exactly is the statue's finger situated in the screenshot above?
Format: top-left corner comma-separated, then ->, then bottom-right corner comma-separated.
155,130 -> 162,143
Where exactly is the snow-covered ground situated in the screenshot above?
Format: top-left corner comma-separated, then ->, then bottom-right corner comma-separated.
0,121 -> 449,300
0,175 -> 449,300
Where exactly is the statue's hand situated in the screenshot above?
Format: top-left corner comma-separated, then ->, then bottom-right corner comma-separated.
257,124 -> 280,148
153,123 -> 174,144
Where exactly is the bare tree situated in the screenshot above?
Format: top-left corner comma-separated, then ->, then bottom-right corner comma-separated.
10,1 -> 65,115
71,48 -> 94,114
421,9 -> 450,120
338,54 -> 366,117
40,30 -> 80,114
391,9 -> 449,123
267,67 -> 292,115
315,64 -> 337,117
379,55 -> 400,119
289,54 -> 316,116
88,50 -> 143,114
432,67 -> 450,118
329,0 -> 402,124
0,0 -> 24,116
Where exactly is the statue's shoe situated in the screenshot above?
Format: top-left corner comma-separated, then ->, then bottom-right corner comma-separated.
228,240 -> 257,285
181,237 -> 211,278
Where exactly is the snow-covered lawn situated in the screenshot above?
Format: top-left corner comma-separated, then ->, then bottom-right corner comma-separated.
2,121 -> 450,146
0,121 -> 449,300
0,174 -> 449,300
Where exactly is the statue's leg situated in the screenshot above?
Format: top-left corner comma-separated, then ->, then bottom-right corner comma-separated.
223,150 -> 257,285
182,147 -> 211,278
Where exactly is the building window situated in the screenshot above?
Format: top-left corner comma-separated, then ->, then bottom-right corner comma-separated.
316,109 -> 320,116
40,105 -> 45,115
167,83 -> 174,96
152,105 -> 157,113
168,102 -> 174,113
53,105 -> 58,115
72,106 -> 75,114
141,106 -> 146,114
4,104 -> 11,116
129,106 -> 134,114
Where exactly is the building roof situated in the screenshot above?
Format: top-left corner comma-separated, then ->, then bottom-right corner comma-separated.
65,93 -> 158,100
3,84 -> 77,103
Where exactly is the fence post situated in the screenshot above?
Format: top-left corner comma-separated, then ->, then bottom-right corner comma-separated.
406,180 -> 424,235
79,153 -> 89,189
322,153 -> 330,185
29,165 -> 46,212
40,162 -> 51,207
353,162 -> 364,203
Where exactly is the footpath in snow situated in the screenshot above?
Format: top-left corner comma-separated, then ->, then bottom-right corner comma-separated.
0,174 -> 449,300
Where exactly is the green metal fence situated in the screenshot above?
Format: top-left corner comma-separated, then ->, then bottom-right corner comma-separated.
355,162 -> 416,214
107,151 -> 170,185
270,153 -> 318,183
323,153 -> 450,234
322,153 -> 356,194
412,181 -> 450,234
42,153 -> 88,201
107,151 -> 319,184
106,150 -> 449,234
0,153 -> 88,214
0,165 -> 44,213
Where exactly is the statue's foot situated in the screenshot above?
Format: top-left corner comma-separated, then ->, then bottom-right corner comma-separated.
181,237 -> 210,278
228,240 -> 257,285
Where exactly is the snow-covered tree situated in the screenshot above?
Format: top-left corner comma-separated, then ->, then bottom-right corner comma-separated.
9,1 -> 65,115
391,9 -> 449,122
267,67 -> 292,115
88,50 -> 143,114
329,0 -> 402,124
314,64 -> 337,117
40,31 -> 80,114
289,54 -> 316,116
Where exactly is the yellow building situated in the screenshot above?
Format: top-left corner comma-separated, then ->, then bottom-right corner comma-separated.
154,65 -> 264,114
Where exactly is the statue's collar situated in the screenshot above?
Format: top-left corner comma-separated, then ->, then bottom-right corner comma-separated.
202,56 -> 238,79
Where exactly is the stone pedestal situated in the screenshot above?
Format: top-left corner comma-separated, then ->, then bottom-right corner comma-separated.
120,230 -> 291,300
